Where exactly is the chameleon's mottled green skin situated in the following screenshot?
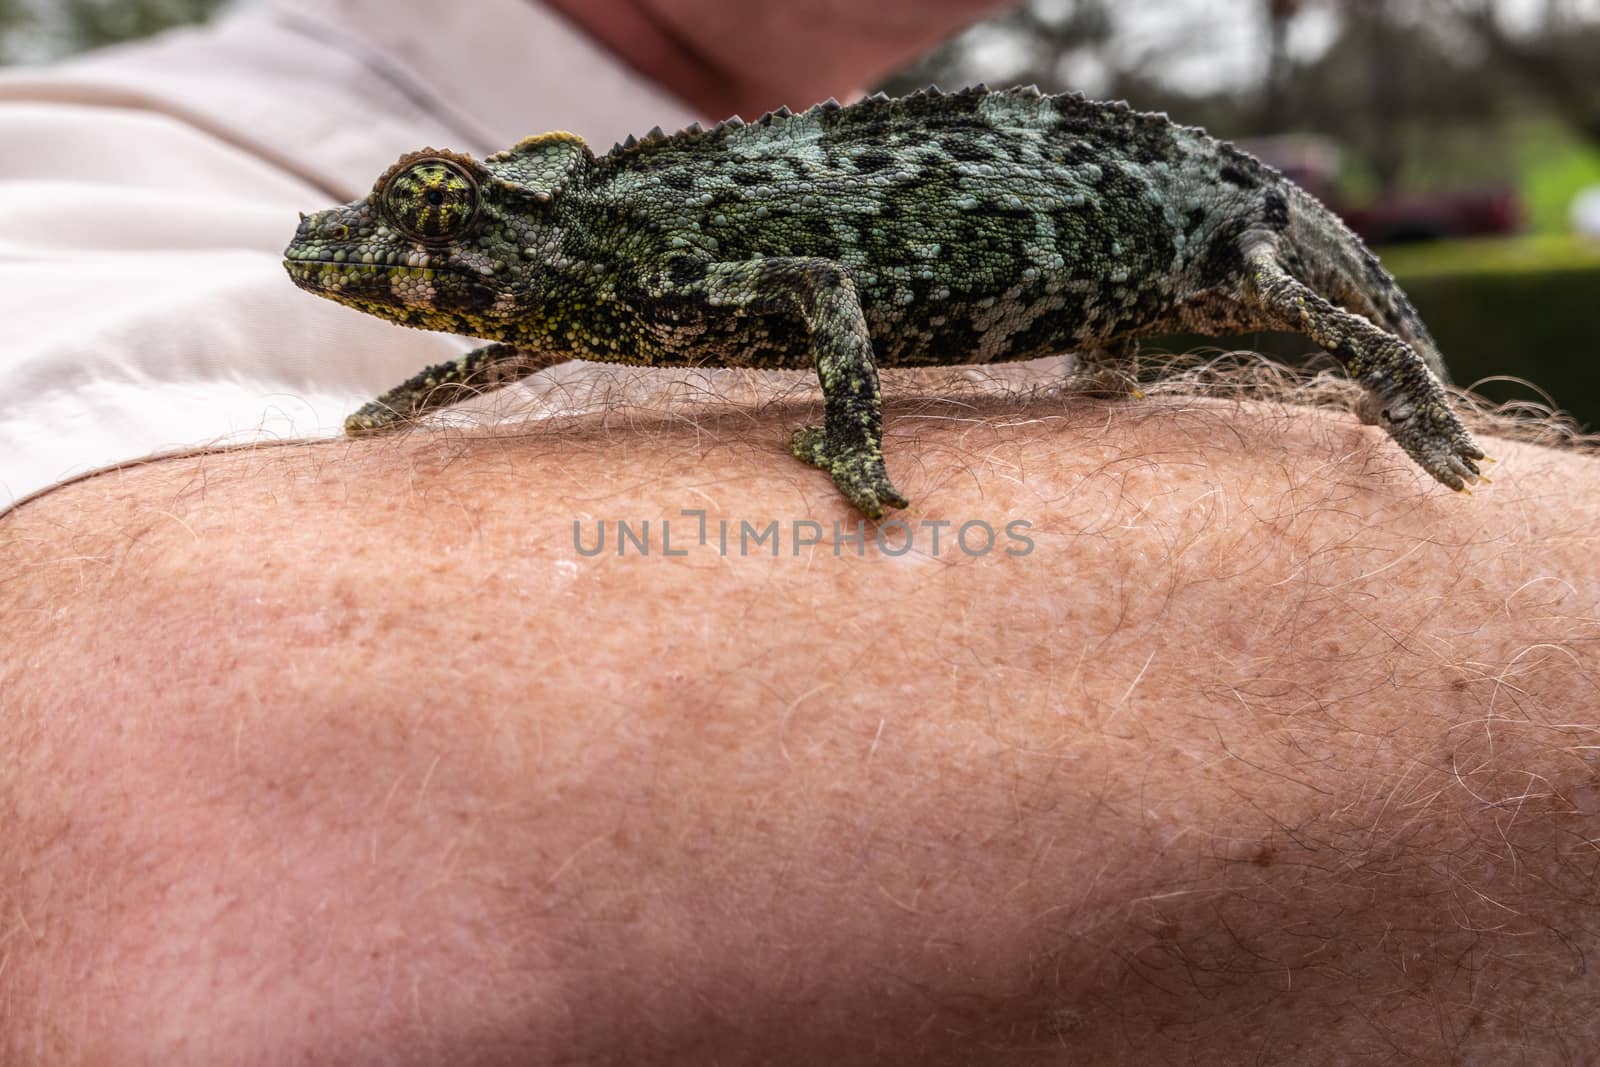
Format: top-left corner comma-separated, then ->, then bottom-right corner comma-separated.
284,85 -> 1483,516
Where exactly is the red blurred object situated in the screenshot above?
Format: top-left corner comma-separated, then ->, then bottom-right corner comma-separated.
1239,134 -> 1524,245
1338,187 -> 1522,244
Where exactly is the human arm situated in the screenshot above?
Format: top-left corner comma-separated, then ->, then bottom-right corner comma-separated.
2,394 -> 1596,1064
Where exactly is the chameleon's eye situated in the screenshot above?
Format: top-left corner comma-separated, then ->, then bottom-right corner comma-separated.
381,158 -> 480,243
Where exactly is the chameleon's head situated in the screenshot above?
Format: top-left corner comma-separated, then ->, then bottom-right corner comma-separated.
283,134 -> 594,335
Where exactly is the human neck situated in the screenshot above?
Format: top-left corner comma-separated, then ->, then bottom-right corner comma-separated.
538,0 -> 778,120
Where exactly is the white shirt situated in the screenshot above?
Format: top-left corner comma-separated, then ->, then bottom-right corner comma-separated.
0,0 -> 697,505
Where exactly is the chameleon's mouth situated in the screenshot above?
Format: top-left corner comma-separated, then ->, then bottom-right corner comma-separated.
282,256 -> 503,335
282,258 -> 448,299
282,259 -> 433,276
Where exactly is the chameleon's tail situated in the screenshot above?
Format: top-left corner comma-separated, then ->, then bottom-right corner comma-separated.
1277,184 -> 1452,385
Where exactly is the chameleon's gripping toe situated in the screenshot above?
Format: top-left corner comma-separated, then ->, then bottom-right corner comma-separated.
1387,405 -> 1485,492
1360,380 -> 1485,491
791,426 -> 910,520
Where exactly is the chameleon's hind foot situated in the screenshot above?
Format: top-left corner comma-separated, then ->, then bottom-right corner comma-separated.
1070,343 -> 1145,399
790,425 -> 910,520
1069,365 -> 1145,400
1243,251 -> 1484,494
344,343 -> 554,438
1361,380 -> 1485,491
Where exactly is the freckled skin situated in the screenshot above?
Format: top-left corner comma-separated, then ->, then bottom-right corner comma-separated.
283,86 -> 1484,517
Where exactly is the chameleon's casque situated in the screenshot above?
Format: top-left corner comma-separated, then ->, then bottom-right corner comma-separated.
284,85 -> 1483,517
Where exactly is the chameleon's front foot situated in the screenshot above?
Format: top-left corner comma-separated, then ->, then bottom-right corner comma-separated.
342,344 -> 553,439
343,401 -> 409,437
791,425 -> 910,520
1362,380 -> 1485,491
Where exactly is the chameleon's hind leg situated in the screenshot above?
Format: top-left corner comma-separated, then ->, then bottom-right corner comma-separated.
1069,338 -> 1145,399
345,343 -> 563,436
690,258 -> 909,518
1243,249 -> 1484,490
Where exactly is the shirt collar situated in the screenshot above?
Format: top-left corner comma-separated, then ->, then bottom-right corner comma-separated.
267,0 -> 701,155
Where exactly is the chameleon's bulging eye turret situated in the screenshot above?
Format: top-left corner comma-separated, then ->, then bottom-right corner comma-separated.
381,158 -> 480,243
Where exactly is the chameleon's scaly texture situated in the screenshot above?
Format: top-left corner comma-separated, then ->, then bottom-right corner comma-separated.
284,86 -> 1484,517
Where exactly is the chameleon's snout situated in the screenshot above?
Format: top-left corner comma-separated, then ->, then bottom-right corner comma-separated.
285,214 -> 312,262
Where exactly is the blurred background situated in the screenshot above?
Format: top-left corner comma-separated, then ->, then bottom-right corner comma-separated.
3,0 -> 1596,425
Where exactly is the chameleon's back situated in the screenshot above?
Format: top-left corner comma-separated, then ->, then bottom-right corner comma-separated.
585,87 -> 1233,366
582,86 -> 1449,379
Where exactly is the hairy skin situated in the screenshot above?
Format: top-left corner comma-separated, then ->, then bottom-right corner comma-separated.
284,87 -> 1483,518
0,395 -> 1595,1065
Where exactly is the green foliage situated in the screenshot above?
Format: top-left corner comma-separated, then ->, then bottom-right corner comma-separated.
0,0 -> 32,61
1508,121 -> 1600,235
0,0 -> 228,61
56,0 -> 228,52
1376,233 -> 1600,277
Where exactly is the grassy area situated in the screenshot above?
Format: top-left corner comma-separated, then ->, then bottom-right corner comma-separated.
1376,233 -> 1600,277
1511,119 -> 1600,235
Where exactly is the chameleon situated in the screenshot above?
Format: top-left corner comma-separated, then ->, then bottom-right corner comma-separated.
284,85 -> 1484,517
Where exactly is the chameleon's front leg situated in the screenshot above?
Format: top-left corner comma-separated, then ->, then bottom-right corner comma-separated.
698,258 -> 909,518
345,342 -> 563,436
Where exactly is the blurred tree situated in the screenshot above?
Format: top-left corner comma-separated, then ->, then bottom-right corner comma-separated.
1445,0 -> 1600,149
879,0 -> 1114,96
1261,0 -> 1303,131
0,0 -> 227,62
0,0 -> 32,61
57,0 -> 228,52
1246,1 -> 1512,191
1352,0 -> 1403,191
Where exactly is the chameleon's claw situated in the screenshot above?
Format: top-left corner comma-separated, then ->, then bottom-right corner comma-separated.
1374,392 -> 1486,493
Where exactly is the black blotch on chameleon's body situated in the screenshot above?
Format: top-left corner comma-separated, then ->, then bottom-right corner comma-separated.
945,135 -> 1003,163
1198,217 -> 1251,287
1219,164 -> 1261,190
734,166 -> 777,186
996,300 -> 1095,361
851,150 -> 895,173
667,255 -> 708,286
1262,190 -> 1290,230
925,315 -> 985,364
